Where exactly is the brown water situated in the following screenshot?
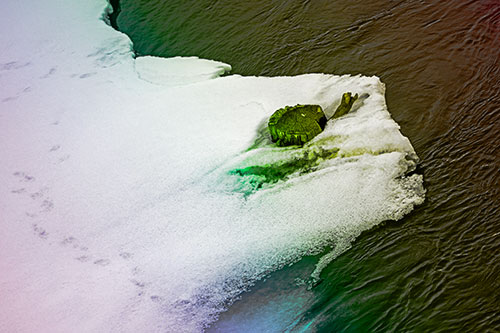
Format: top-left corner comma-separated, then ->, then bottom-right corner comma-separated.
115,0 -> 500,331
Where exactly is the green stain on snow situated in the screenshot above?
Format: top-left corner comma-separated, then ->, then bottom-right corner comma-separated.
229,146 -> 397,195
230,147 -> 339,193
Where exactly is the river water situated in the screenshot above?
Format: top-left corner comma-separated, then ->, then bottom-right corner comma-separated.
114,0 -> 499,331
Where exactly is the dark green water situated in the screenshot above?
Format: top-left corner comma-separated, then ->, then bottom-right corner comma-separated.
114,0 -> 500,331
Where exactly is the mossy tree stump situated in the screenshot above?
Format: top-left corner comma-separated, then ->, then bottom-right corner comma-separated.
268,92 -> 358,147
268,104 -> 326,146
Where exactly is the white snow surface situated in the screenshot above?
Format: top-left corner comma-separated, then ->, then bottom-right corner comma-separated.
135,56 -> 232,86
0,0 -> 424,332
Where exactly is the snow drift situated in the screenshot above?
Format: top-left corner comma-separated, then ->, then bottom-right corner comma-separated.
0,0 -> 424,331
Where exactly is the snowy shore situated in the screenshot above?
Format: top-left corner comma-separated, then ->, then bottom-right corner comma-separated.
0,0 -> 424,331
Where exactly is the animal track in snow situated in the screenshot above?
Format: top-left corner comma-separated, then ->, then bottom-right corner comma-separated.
2,96 -> 18,103
79,72 -> 97,79
49,145 -> 61,152
130,279 -> 146,288
76,255 -> 90,262
58,154 -> 70,163
11,188 -> 26,194
94,259 -> 111,266
40,67 -> 57,79
0,61 -> 31,71
32,223 -> 49,239
13,171 -> 35,182
40,199 -> 54,212
119,252 -> 133,259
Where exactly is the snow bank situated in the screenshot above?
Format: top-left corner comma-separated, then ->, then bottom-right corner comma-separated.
135,56 -> 232,86
0,0 -> 424,332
